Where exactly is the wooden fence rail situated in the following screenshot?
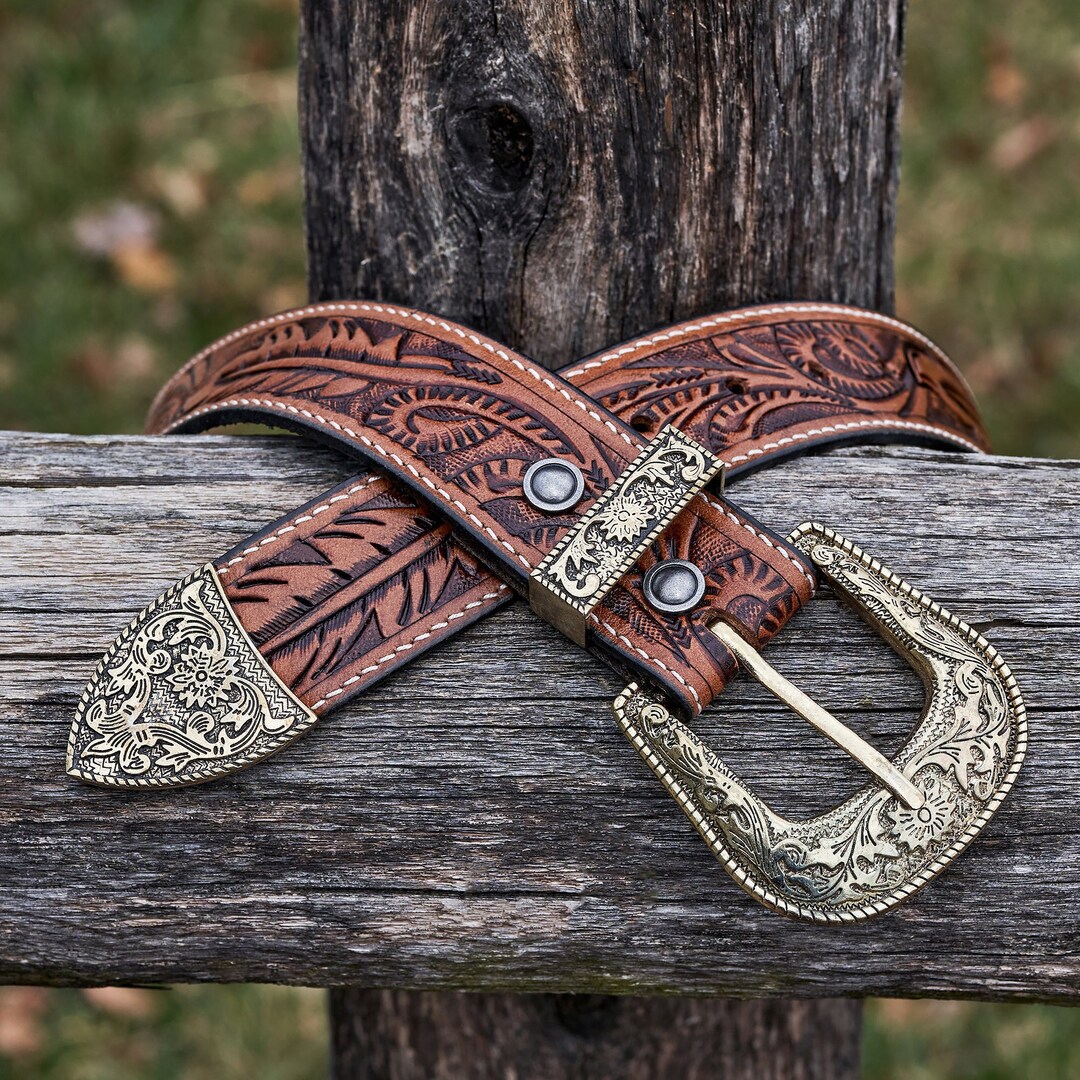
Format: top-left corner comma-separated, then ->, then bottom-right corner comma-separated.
2,431 -> 1075,1001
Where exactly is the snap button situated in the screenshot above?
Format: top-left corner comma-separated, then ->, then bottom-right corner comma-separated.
523,458 -> 585,513
642,559 -> 706,614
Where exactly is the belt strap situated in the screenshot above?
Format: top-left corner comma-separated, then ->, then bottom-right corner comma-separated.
71,301 -> 986,789
66,300 -> 1031,927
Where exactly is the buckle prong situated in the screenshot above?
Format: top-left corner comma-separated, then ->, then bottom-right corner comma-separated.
708,620 -> 924,810
612,523 -> 1027,922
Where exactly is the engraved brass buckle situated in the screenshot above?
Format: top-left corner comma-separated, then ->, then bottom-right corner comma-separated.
613,523 -> 1027,922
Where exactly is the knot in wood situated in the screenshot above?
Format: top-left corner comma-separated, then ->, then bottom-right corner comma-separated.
451,101 -> 535,194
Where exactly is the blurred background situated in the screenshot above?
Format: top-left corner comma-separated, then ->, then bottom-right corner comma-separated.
0,0 -> 1077,1076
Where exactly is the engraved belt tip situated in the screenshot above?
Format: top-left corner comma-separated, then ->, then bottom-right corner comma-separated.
67,564 -> 318,789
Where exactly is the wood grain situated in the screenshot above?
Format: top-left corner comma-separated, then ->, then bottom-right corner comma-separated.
1,430 -> 1074,1000
298,0 -> 908,1064
300,2 -> 907,1062
329,991 -> 862,1080
299,0 -> 905,362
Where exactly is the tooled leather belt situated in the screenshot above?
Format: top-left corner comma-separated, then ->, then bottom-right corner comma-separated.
68,301 -> 1026,923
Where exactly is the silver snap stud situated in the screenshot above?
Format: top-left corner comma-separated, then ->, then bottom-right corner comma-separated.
523,458 -> 585,513
642,559 -> 706,614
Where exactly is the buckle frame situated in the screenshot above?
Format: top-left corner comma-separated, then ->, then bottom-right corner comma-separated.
612,523 -> 1027,922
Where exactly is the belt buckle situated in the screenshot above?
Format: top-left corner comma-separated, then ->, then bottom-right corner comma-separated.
613,522 -> 1027,922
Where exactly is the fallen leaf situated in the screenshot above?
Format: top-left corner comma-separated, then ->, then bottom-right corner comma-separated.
72,200 -> 178,292
146,166 -> 207,218
115,336 -> 159,381
112,243 -> 178,293
0,987 -> 50,1057
985,36 -> 1027,108
82,986 -> 158,1019
990,115 -> 1058,173
72,201 -> 160,258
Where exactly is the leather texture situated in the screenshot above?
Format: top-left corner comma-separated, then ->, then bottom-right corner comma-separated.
146,301 -> 986,718
149,304 -> 816,716
567,303 -> 987,468
212,471 -> 512,712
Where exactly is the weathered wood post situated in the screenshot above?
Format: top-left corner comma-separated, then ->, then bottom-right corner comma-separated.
299,1 -> 906,1075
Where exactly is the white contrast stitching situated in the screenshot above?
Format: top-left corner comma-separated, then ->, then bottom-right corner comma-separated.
503,356 -> 637,448
176,394 -> 820,701
588,613 -> 702,709
309,586 -> 511,710
559,302 -> 967,384
159,300 -> 976,716
173,396 -> 721,702
157,302 -> 981,456
165,302 -> 946,392
155,301 -> 639,450
216,476 -> 381,577
715,417 -> 983,460
169,396 -> 536,571
699,493 -> 817,590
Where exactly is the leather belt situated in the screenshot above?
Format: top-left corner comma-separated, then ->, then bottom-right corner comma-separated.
68,301 -> 1025,923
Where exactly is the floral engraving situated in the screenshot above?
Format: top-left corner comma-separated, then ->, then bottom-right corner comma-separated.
613,524 -> 1027,922
165,645 -> 240,710
532,425 -> 723,623
68,565 -> 316,788
602,494 -> 653,544
885,776 -> 955,852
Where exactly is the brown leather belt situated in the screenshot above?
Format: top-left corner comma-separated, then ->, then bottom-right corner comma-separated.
68,301 -> 1025,923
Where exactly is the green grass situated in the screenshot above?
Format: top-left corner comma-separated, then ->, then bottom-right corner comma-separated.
0,0 -> 1077,1077
0,0 -> 307,435
0,986 -> 326,1080
897,0 -> 1080,458
864,999 -> 1080,1080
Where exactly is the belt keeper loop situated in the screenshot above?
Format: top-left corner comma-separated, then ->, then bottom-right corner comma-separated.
528,424 -> 724,644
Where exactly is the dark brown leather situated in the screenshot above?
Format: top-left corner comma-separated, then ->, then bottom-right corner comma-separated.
149,304 -> 816,715
147,301 -> 986,718
212,471 -> 511,711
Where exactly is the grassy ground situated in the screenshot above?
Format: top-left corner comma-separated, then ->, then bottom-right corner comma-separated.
0,0 -> 1077,1077
0,987 -> 326,1080
0,0 -> 307,436
897,0 -> 1080,458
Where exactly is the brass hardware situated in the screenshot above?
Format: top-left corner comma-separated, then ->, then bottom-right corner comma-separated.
68,564 -> 318,788
529,424 -> 723,644
708,621 -> 924,809
612,523 -> 1027,922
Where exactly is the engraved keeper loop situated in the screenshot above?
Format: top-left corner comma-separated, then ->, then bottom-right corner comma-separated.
528,425 -> 724,645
